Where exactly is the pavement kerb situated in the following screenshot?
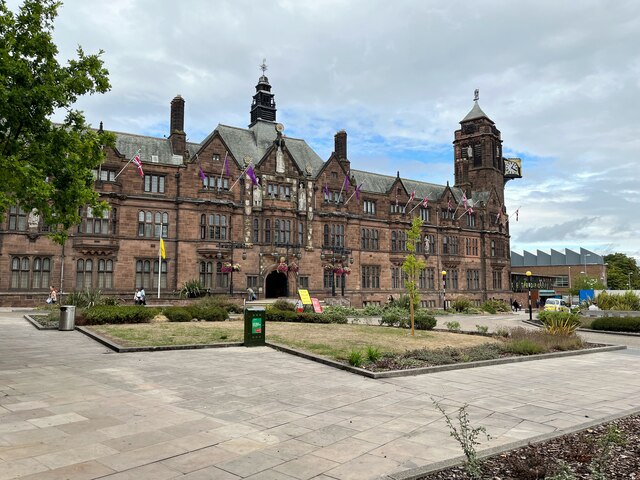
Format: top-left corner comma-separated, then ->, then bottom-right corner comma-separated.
386,404 -> 640,480
24,313 -> 57,330
75,325 -> 243,353
267,341 -> 626,378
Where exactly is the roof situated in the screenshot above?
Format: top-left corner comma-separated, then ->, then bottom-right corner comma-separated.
511,248 -> 604,267
114,131 -> 198,165
213,120 -> 325,176
461,101 -> 493,124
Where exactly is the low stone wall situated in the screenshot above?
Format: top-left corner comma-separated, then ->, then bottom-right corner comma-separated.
582,310 -> 640,318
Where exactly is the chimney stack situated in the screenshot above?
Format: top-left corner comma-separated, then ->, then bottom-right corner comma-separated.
169,95 -> 186,156
334,130 -> 347,160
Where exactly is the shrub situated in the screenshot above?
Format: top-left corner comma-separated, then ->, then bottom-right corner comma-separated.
179,279 -> 203,298
188,305 -> 228,322
270,299 -> 296,311
482,299 -> 511,313
507,327 -> 584,352
163,307 -> 193,322
265,309 -> 346,324
495,327 -> 510,338
504,339 -> 546,355
380,306 -> 409,328
362,304 -> 385,316
366,345 -> 381,362
324,305 -> 359,317
414,309 -> 437,330
451,298 -> 473,313
476,325 -> 489,334
539,311 -> 581,335
596,291 -> 640,311
392,294 -> 418,311
590,317 -> 640,332
195,295 -> 239,313
446,321 -> 461,332
83,306 -> 156,325
348,349 -> 363,367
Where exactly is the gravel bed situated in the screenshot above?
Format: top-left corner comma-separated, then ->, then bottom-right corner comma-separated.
419,414 -> 640,479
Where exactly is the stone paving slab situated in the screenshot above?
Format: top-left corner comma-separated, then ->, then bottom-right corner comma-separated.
1,311 -> 640,479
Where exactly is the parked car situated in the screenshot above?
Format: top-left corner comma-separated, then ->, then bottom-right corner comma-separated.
544,298 -> 570,312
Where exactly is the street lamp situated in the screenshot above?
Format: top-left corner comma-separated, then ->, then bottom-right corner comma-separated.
321,247 -> 352,297
584,253 -> 590,276
442,270 -> 447,311
526,271 -> 532,321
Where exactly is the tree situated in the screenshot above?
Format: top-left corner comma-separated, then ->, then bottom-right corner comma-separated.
604,253 -> 640,290
569,275 -> 606,296
402,216 -> 426,336
0,0 -> 114,244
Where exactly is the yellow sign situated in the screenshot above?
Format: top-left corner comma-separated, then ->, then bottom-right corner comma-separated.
298,289 -> 312,305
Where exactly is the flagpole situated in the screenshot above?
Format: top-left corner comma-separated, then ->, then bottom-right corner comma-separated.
229,163 -> 251,191
157,245 -> 161,299
114,149 -> 141,180
218,151 -> 228,191
408,201 -> 422,215
343,190 -> 356,206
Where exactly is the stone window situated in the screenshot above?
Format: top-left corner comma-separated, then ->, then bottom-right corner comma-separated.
361,265 -> 380,289
97,259 -> 114,289
9,257 -> 29,289
202,175 -> 229,191
466,269 -> 480,290
363,200 -> 376,215
135,259 -> 167,289
76,259 -> 94,290
31,257 -> 51,289
8,206 -> 27,231
200,261 -> 214,289
199,214 -> 227,240
78,206 -> 111,235
420,207 -> 429,222
492,270 -> 502,289
139,211 -> 168,238
144,174 -> 165,193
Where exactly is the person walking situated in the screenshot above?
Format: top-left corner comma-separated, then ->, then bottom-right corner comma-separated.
134,288 -> 141,305
47,286 -> 57,305
139,287 -> 146,305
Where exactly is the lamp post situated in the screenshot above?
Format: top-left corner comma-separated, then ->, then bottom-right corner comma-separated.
584,253 -> 590,276
442,270 -> 447,311
526,271 -> 532,321
219,242 -> 246,296
321,246 -> 352,297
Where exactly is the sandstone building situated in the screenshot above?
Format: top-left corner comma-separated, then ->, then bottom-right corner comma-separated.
0,74 -> 521,307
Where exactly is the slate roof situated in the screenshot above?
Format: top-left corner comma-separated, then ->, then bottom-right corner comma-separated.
207,120 -> 325,176
461,101 -> 493,123
114,131 -> 198,165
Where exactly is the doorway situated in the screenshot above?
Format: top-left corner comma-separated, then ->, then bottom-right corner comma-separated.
265,271 -> 288,298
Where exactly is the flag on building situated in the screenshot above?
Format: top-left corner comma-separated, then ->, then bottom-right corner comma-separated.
246,165 -> 259,185
159,238 -> 166,259
496,209 -> 502,224
447,198 -> 452,211
222,152 -> 230,176
355,183 -> 362,201
409,190 -> 415,202
462,193 -> 468,209
422,197 -> 428,208
343,173 -> 349,193
467,206 -> 473,216
515,208 -> 519,221
323,180 -> 330,198
132,154 -> 144,177
198,165 -> 206,182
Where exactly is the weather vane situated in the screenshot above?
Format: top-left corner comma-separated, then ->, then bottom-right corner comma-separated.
259,58 -> 267,75
474,89 -> 479,102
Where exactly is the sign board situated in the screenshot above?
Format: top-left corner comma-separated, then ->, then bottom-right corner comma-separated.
311,298 -> 323,313
251,317 -> 262,334
298,289 -> 312,305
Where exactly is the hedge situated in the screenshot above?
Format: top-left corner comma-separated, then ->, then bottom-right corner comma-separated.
590,317 -> 640,332
380,308 -> 436,330
162,307 -> 193,322
187,305 -> 229,322
83,306 -> 157,325
265,309 -> 347,324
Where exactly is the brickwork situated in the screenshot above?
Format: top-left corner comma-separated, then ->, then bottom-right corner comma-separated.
0,86 -> 518,307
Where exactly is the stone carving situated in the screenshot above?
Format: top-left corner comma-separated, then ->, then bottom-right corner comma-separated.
253,184 -> 262,207
27,209 -> 40,230
275,145 -> 285,174
298,183 -> 306,211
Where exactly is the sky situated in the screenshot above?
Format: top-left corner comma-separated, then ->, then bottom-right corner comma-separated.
7,0 -> 640,260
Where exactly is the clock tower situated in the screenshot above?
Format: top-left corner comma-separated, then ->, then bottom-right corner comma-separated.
453,91 -> 506,205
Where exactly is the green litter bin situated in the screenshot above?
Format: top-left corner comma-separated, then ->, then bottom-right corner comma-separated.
244,307 -> 265,347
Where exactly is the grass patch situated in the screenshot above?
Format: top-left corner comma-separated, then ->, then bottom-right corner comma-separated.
88,322 -> 243,347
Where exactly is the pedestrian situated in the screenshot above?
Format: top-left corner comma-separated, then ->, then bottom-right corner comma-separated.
247,288 -> 256,301
139,287 -> 146,305
536,298 -> 541,309
134,287 -> 141,305
512,299 -> 520,312
47,286 -> 57,305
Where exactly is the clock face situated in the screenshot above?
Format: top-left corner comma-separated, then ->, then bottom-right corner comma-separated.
504,160 -> 520,176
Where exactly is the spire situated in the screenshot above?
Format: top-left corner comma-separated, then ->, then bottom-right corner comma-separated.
460,89 -> 493,124
249,59 -> 277,127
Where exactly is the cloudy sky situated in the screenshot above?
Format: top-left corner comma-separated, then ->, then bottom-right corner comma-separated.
8,0 -> 640,259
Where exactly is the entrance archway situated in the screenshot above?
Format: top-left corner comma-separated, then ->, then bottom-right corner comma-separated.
265,271 -> 288,298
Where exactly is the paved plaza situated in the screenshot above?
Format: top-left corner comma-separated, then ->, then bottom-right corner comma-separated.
2,310 -> 640,479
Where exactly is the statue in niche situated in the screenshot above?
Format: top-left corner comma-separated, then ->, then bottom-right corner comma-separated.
275,144 -> 285,174
253,184 -> 262,207
298,183 -> 306,211
27,209 -> 40,230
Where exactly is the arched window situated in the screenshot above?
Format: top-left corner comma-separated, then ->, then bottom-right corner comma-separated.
264,219 -> 271,243
200,261 -> 213,288
11,257 -> 30,289
76,259 -> 93,289
323,224 -> 330,246
216,261 -> 229,288
32,257 -> 51,289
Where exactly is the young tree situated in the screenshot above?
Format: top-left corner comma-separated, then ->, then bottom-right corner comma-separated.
0,0 -> 114,244
569,275 -> 606,296
402,216 -> 426,336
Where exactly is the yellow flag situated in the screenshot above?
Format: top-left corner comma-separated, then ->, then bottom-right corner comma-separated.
160,238 -> 166,259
